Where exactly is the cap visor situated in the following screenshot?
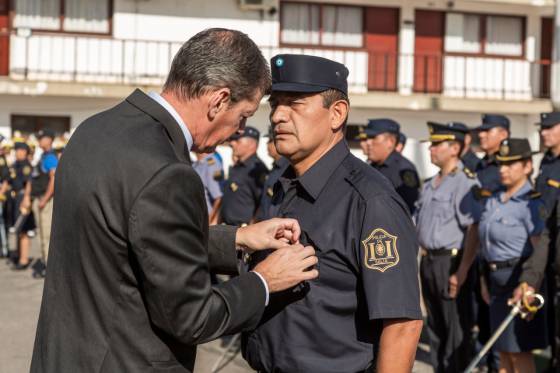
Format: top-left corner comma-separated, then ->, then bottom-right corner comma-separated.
271,82 -> 331,93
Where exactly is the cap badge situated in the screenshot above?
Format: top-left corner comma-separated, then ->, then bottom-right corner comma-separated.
500,144 -> 510,156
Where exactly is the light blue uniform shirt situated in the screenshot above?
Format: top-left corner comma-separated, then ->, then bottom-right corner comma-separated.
193,153 -> 224,213
479,181 -> 545,262
415,161 -> 482,250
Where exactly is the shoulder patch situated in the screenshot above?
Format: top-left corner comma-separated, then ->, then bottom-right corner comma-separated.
539,203 -> 549,221
213,170 -> 223,180
463,167 -> 476,179
362,228 -> 399,272
207,157 -> 216,166
547,179 -> 560,189
402,170 -> 419,188
230,182 -> 238,192
23,166 -> 31,176
472,185 -> 492,200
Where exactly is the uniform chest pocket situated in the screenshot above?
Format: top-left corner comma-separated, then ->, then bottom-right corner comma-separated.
431,194 -> 453,218
496,217 -> 522,227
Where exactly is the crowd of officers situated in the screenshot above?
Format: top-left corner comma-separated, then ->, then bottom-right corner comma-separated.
0,129 -> 64,278
194,110 -> 560,373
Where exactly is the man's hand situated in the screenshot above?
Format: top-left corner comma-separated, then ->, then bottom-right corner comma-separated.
39,198 -> 48,210
448,270 -> 466,299
236,218 -> 301,252
253,244 -> 318,293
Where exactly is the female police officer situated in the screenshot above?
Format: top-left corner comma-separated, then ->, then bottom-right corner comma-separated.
478,138 -> 548,373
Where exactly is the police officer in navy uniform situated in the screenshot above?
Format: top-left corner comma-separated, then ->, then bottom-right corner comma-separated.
220,126 -> 269,226
255,126 -> 289,222
396,131 -> 407,153
360,118 -> 420,214
8,142 -> 35,270
475,114 -> 511,196
243,54 -> 422,373
193,151 -> 224,224
457,124 -> 482,172
534,111 -> 560,371
478,138 -> 548,372
415,122 -> 482,373
0,135 -> 10,257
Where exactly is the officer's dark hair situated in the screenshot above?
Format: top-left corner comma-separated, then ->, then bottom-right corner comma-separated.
447,140 -> 464,156
163,28 -> 271,104
320,89 -> 349,127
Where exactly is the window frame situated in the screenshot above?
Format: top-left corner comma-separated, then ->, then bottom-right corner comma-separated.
279,0 -> 366,51
9,0 -> 113,37
443,11 -> 526,60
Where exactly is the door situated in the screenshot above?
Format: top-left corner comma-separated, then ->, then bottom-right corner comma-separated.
540,17 -> 553,98
414,10 -> 444,93
0,0 -> 9,76
365,7 -> 399,91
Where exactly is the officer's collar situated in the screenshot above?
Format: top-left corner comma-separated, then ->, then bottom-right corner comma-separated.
281,140 -> 349,201
544,149 -> 559,161
274,156 -> 290,169
501,180 -> 533,202
237,153 -> 259,167
484,152 -> 498,164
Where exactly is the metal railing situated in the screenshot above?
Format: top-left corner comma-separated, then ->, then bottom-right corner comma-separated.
5,33 -> 552,101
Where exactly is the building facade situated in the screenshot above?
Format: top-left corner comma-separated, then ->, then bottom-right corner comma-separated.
0,0 -> 555,176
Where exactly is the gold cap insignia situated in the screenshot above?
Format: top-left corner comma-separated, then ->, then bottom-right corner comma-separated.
499,144 -> 509,157
362,228 -> 399,272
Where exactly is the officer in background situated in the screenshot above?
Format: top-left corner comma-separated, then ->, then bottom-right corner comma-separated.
192,151 -> 224,225
243,54 -> 422,373
0,135 -> 10,257
534,111 -> 560,371
360,119 -> 420,214
8,142 -> 35,270
415,122 -> 481,373
255,127 -> 289,222
220,126 -> 269,226
475,114 -> 510,196
396,132 -> 407,153
458,124 -> 482,172
31,129 -> 58,277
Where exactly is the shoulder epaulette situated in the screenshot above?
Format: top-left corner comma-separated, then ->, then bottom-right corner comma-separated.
463,167 -> 476,179
207,157 -> 216,166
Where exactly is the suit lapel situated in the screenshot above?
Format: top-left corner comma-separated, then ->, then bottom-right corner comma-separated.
126,89 -> 191,164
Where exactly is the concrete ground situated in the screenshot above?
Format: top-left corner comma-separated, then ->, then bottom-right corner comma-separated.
0,240 -> 435,373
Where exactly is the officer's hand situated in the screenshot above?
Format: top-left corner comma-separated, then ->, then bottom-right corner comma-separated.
509,282 -> 537,320
448,271 -> 465,299
253,244 -> 318,293
236,218 -> 301,253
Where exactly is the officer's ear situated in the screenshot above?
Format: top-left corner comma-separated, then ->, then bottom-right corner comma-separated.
329,99 -> 349,131
207,88 -> 232,120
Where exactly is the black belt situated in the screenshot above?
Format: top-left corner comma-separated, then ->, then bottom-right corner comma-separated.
421,248 -> 460,257
486,258 -> 522,272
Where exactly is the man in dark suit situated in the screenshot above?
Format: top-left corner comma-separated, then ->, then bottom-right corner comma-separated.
30,28 -> 318,373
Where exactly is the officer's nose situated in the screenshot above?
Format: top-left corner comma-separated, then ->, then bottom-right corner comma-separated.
270,105 -> 288,125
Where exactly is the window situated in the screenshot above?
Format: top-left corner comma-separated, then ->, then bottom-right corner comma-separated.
444,13 -> 524,57
12,0 -> 111,34
281,2 -> 363,48
11,114 -> 70,136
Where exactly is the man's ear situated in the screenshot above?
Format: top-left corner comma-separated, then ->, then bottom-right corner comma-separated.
330,100 -> 349,131
207,88 -> 232,121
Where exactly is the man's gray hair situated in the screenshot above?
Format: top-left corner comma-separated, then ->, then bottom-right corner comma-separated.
163,28 -> 271,103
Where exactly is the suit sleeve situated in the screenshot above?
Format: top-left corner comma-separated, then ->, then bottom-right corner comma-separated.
128,163 -> 265,345
208,224 -> 239,275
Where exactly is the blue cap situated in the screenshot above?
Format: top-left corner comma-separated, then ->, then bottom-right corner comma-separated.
37,129 -> 55,139
14,142 -> 30,152
363,118 -> 400,138
536,112 -> 560,129
476,114 -> 510,131
229,126 -> 260,141
424,121 -> 468,143
271,54 -> 349,96
398,132 -> 407,146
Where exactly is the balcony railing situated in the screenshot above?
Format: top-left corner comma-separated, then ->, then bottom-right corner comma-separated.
6,33 -> 552,101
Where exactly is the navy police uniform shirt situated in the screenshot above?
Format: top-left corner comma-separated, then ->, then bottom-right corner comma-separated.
10,160 -> 33,193
220,154 -> 268,226
0,155 -> 9,183
479,181 -> 546,263
476,153 -> 502,197
192,153 -> 224,213
371,150 -> 420,214
255,156 -> 290,222
535,150 -> 560,216
243,140 -> 422,373
461,149 -> 482,172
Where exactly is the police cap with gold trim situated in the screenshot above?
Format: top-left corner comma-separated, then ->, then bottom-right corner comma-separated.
496,138 -> 538,162
271,54 -> 349,96
423,121 -> 468,143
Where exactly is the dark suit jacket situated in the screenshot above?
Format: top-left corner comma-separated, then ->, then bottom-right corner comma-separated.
30,89 -> 266,373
